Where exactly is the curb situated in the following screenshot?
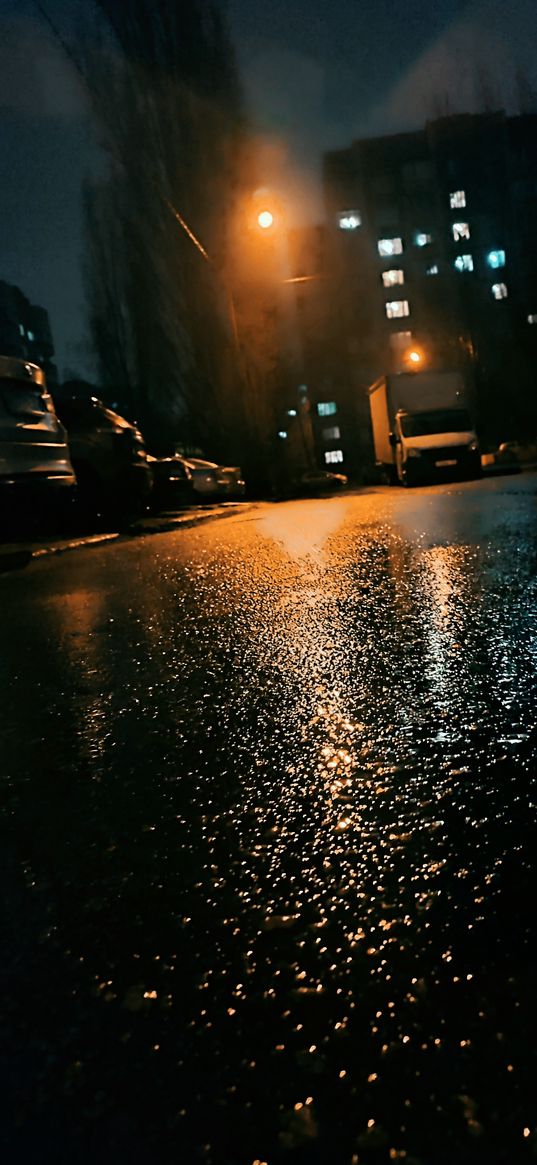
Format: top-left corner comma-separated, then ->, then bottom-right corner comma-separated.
127,502 -> 253,537
0,503 -> 253,575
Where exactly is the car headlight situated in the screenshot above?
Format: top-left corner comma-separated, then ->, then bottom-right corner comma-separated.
406,447 -> 422,458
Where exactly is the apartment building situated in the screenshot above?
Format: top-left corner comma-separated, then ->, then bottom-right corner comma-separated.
0,280 -> 58,384
317,111 -> 537,455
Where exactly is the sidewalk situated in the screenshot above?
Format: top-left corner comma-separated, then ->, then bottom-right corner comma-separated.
0,502 -> 253,574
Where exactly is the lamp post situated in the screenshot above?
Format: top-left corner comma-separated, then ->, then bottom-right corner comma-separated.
166,187 -> 313,485
251,203 -> 317,472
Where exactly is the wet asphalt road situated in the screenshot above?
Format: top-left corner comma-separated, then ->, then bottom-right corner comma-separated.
1,475 -> 537,1165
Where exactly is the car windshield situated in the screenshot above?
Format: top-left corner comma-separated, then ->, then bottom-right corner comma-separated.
400,409 -> 472,437
56,398 -> 131,431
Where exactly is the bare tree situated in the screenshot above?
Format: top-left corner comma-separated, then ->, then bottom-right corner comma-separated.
83,179 -> 134,398
473,64 -> 502,114
429,91 -> 457,121
76,0 -> 248,451
515,65 -> 537,115
38,0 -> 291,483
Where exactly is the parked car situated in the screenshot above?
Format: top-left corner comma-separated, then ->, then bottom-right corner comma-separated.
53,394 -> 152,516
212,464 -> 246,498
295,469 -> 348,495
497,441 -> 537,466
0,355 -> 75,521
148,454 -> 195,511
186,457 -> 246,499
481,444 -> 521,474
482,439 -> 537,474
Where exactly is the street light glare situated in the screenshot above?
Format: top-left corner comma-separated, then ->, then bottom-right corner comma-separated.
258,210 -> 274,230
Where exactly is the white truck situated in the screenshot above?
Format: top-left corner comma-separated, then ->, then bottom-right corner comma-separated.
368,371 -> 480,486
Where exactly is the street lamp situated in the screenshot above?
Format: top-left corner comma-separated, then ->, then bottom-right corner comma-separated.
257,210 -> 274,230
405,347 -> 425,368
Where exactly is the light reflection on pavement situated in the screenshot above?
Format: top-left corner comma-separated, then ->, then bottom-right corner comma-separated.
1,476 -> 536,1165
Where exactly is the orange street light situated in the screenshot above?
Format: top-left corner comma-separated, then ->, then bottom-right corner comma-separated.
257,210 -> 274,230
257,209 -> 273,229
405,347 -> 425,368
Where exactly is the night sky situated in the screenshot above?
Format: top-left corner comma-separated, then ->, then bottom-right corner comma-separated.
1,0 -> 536,377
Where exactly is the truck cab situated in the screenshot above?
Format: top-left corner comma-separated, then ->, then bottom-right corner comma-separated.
392,406 -> 480,485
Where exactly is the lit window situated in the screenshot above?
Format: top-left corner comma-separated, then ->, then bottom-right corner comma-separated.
338,210 -> 361,230
454,254 -> 474,272
277,430 -> 288,439
27,330 -> 35,341
452,222 -> 470,241
18,323 -> 25,336
322,426 -> 341,441
386,300 -> 410,319
415,232 -> 432,247
487,249 -> 506,269
382,269 -> 404,287
492,283 -> 508,300
389,331 -> 412,350
317,401 -> 337,417
426,264 -> 439,275
378,237 -> 403,257
450,190 -> 466,208
527,314 -> 537,324
325,450 -> 344,465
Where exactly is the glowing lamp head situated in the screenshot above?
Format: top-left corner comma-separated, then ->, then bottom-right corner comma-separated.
408,350 -> 422,364
257,210 -> 274,230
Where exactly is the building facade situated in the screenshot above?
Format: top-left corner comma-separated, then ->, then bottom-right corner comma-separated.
286,223 -> 374,477
0,281 -> 58,385
317,111 -> 537,461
